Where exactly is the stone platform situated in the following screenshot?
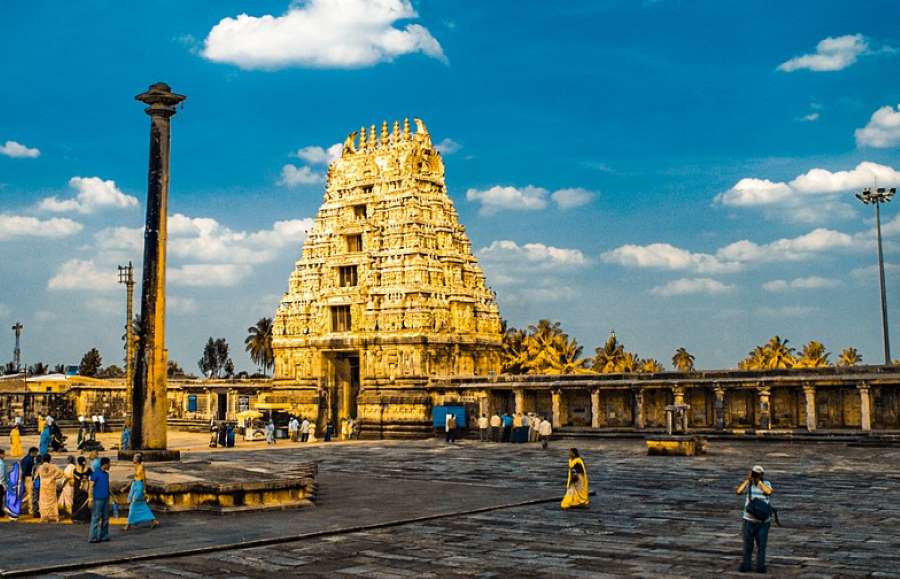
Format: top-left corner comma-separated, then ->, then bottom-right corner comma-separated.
645,434 -> 708,456
108,458 -> 317,513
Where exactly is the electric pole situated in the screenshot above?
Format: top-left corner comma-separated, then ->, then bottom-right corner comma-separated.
119,262 -> 136,413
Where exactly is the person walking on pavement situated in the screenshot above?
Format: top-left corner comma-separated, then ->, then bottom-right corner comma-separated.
89,457 -> 112,543
539,417 -> 553,449
489,413 -> 501,442
478,414 -> 489,442
444,412 -> 457,443
300,417 -> 310,442
736,464 -> 775,574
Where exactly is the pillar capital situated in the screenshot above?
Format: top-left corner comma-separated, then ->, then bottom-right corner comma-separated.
135,82 -> 186,117
857,381 -> 870,391
802,382 -> 816,395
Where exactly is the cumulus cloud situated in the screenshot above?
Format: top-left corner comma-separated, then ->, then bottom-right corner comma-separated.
48,259 -> 118,291
477,240 -> 587,269
434,138 -> 462,155
278,164 -> 324,187
201,0 -> 446,70
856,103 -> 900,148
603,228 -> 857,274
0,140 -> 40,158
0,214 -> 83,241
801,112 -> 820,122
294,143 -> 342,165
762,276 -> 842,292
466,184 -> 596,215
165,214 -> 313,264
778,34 -> 868,72
39,177 -> 138,214
551,188 -> 594,210
650,278 -> 734,297
716,161 -> 900,223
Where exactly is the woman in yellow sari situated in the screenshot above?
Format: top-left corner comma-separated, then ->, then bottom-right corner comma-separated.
561,448 -> 590,509
9,424 -> 23,458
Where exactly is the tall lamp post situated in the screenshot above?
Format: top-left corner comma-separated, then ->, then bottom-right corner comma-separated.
118,262 -> 135,415
11,322 -> 23,373
856,186 -> 896,365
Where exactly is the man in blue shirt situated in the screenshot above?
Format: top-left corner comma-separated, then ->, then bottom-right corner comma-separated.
89,457 -> 112,543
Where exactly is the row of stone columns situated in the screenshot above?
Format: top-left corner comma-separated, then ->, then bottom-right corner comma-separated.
494,382 -> 875,432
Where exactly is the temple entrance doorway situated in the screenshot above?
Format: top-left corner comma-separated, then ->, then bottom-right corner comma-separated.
326,352 -> 360,425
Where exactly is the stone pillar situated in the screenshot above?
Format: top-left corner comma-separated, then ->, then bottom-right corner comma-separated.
757,385 -> 771,430
591,388 -> 601,428
803,383 -> 816,432
478,392 -> 490,418
672,386 -> 685,406
514,388 -> 525,416
633,388 -> 644,430
551,390 -> 562,429
127,82 -> 185,461
714,385 -> 725,431
858,382 -> 872,432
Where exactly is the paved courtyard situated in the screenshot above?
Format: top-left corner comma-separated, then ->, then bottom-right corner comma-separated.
2,435 -> 900,577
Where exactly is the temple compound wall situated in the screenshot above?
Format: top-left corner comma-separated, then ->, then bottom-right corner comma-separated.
271,118 -> 503,437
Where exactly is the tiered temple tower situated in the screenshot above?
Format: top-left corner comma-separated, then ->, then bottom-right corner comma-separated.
272,118 -> 502,437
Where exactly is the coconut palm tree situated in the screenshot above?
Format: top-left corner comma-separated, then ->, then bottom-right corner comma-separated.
640,358 -> 665,373
501,325 -> 529,374
795,340 -> 831,368
619,351 -> 641,373
739,345 -> 768,370
245,317 -> 274,376
593,333 -> 626,373
762,336 -> 796,369
672,347 -> 695,372
538,333 -> 590,374
837,347 -> 862,367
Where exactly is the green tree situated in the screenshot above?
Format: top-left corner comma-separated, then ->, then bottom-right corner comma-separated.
593,333 -> 626,373
79,348 -> 103,377
53,363 -> 65,374
97,364 -> 125,379
27,362 -> 49,376
763,336 -> 796,369
500,324 -> 529,374
672,347 -> 695,372
795,340 -> 831,368
245,317 -> 274,376
198,337 -> 233,378
640,358 -> 665,373
838,347 -> 862,367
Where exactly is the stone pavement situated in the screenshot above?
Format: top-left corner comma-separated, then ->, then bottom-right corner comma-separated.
2,437 -> 900,577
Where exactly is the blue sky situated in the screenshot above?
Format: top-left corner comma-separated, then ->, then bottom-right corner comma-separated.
2,0 -> 900,372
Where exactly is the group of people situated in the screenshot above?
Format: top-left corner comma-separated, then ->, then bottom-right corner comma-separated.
286,416 -> 313,443
208,421 -> 237,448
2,421 -> 160,543
477,412 -> 553,448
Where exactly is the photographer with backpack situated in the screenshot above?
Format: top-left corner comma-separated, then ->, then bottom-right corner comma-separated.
736,464 -> 775,573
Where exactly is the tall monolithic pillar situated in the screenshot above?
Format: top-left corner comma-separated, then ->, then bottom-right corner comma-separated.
590,388 -> 601,428
858,382 -> 872,432
130,83 -> 185,457
803,384 -> 816,432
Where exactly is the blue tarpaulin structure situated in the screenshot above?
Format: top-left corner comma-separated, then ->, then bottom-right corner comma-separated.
432,405 -> 467,429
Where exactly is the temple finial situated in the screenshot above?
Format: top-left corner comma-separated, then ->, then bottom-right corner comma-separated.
368,124 -> 376,148
358,126 -> 366,150
392,120 -> 400,144
403,117 -> 411,140
380,121 -> 388,147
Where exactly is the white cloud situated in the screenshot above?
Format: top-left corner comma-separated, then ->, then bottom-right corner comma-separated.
477,240 -> 587,269
168,264 -> 253,287
604,228 -> 857,274
801,112 -> 820,122
466,184 -> 597,215
778,34 -> 867,72
551,187 -> 594,209
0,214 -> 83,241
278,164 -> 324,187
94,226 -> 143,253
84,297 -> 120,315
504,285 -> 579,303
167,214 -> 312,264
716,162 -> 900,223
755,306 -> 818,317
466,185 -> 548,215
0,140 -> 40,158
39,177 -> 138,214
851,263 -> 900,279
201,0 -> 446,70
650,278 -> 735,297
601,243 -> 739,274
856,103 -> 900,148
762,276 -> 842,292
47,259 -> 118,291
434,138 -> 462,155
294,143 -> 342,165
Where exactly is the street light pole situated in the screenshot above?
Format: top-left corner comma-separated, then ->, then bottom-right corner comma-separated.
856,187 -> 896,365
118,262 -> 136,414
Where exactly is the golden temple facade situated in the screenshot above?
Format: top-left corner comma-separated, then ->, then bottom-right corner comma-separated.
272,118 -> 503,436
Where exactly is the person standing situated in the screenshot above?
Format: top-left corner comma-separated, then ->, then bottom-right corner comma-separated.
37,414 -> 46,436
265,420 -> 276,445
489,413 -> 501,442
36,453 -> 64,522
288,416 -> 299,442
0,448 -> 7,517
539,417 -> 553,449
478,414 -> 489,442
98,414 -> 106,433
501,413 -> 513,443
124,453 -> 159,532
121,423 -> 131,451
300,417 -> 310,442
89,457 -> 112,543
39,423 -> 51,456
9,423 -> 23,458
225,422 -> 235,448
561,448 -> 590,510
59,456 -> 76,515
444,412 -> 455,443
736,465 -> 775,574
520,414 -> 530,443
20,447 -> 38,517
71,456 -> 92,523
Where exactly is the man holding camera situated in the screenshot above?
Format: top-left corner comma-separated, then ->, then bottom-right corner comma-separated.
735,464 -> 775,573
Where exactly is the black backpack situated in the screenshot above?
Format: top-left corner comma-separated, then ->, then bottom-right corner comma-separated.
746,483 -> 773,522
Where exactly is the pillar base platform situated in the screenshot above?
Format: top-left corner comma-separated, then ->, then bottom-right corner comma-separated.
645,435 -> 708,456
118,449 -> 181,462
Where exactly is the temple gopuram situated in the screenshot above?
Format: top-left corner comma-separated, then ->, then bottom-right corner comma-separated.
270,118 -> 503,437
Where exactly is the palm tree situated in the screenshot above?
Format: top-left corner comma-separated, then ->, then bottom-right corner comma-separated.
619,351 -> 641,373
593,333 -> 626,373
762,336 -> 796,369
795,340 -> 831,368
739,345 -> 769,370
245,318 -> 274,376
538,332 -> 590,374
838,347 -> 862,367
640,358 -> 665,373
501,325 -> 529,374
672,347 -> 695,372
